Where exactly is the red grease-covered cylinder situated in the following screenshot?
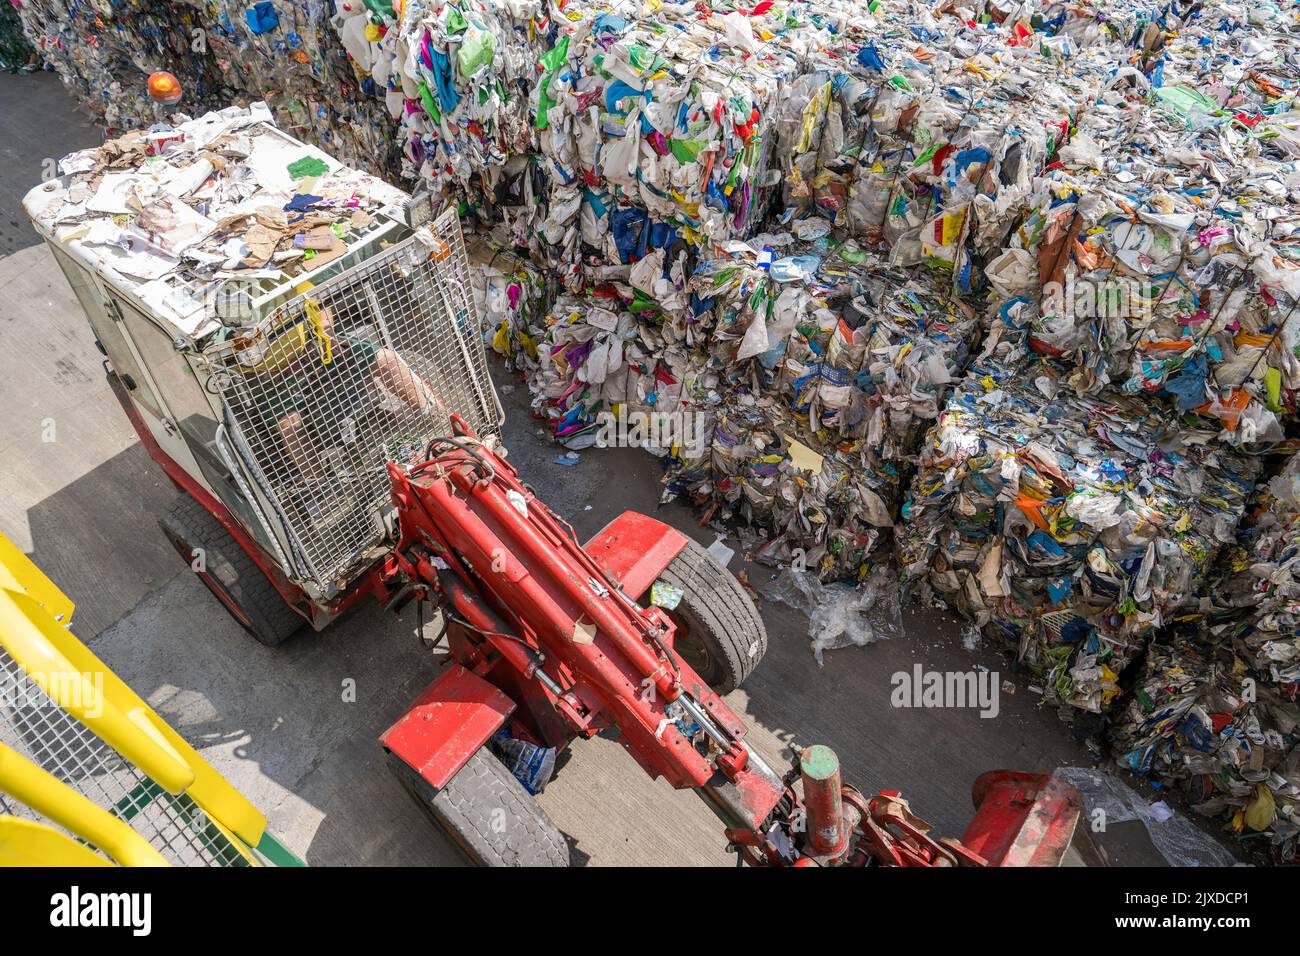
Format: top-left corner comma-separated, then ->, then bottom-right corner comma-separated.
398,453 -> 719,793
442,459 -> 679,702
801,745 -> 847,857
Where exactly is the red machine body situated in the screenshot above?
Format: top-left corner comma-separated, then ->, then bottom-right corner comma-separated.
376,419 -> 1085,866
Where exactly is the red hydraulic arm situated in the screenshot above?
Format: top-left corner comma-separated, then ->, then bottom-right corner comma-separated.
381,418 -> 1084,866
383,418 -> 787,836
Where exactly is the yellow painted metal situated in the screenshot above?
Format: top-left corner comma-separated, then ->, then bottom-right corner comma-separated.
0,816 -> 113,867
0,532 -> 269,850
0,586 -> 196,794
0,743 -> 166,866
0,533 -> 74,625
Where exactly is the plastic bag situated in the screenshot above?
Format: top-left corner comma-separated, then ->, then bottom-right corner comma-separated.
761,565 -> 903,665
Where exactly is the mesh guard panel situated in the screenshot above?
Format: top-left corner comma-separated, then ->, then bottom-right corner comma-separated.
213,210 -> 500,592
0,647 -> 248,866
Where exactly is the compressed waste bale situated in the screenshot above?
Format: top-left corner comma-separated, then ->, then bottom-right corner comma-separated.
899,332 -> 1260,716
1111,635 -> 1300,860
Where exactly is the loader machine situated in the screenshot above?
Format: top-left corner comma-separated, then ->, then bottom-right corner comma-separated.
24,109 -> 1086,867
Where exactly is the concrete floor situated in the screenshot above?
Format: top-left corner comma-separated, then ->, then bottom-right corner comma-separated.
0,70 -> 1235,867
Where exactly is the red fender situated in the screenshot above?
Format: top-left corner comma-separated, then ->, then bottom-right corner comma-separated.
582,511 -> 688,601
381,663 -> 516,789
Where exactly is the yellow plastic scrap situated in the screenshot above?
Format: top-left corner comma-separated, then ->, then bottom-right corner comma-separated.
795,82 -> 831,154
519,330 -> 539,360
294,282 -> 332,366
304,298 -> 332,365
1243,785 -> 1276,832
1099,663 -> 1120,708
492,320 -> 513,357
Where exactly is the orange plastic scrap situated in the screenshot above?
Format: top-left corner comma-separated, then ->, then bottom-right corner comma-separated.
1139,338 -> 1194,352
1233,331 -> 1275,350
1196,388 -> 1252,430
1074,238 -> 1113,271
1014,493 -> 1054,533
1250,72 -> 1285,98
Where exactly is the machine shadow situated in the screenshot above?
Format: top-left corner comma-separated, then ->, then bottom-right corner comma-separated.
24,442 -> 183,638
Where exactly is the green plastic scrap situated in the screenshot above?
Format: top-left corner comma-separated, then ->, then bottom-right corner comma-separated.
1154,85 -> 1217,119
287,155 -> 329,180
458,28 -> 495,77
1265,366 -> 1283,412
536,36 -> 571,130
416,79 -> 441,123
668,138 -> 704,164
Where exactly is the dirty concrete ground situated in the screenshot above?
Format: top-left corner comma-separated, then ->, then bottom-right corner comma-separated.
0,70 -> 1235,867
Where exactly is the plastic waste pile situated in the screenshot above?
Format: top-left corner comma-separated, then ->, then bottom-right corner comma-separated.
199,0 -> 400,174
898,337 -> 1260,719
13,0 -> 399,176
328,0 -> 543,199
494,213 -> 980,580
1210,455 -> 1300,692
1111,633 -> 1300,859
1110,454 -> 1300,857
14,0 -> 238,130
827,3 -> 1104,278
525,0 -> 819,285
471,0 -> 1296,596
471,238 -> 555,364
1,0 -> 38,73
981,1 -> 1300,451
327,0 -> 1109,283
676,241 -> 978,579
338,0 -> 857,281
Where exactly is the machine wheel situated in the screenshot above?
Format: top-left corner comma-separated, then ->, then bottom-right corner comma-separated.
658,536 -> 767,695
388,748 -> 569,867
158,494 -> 304,647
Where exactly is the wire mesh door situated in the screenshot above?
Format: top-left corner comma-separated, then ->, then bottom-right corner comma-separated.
0,646 -> 249,866
213,209 -> 502,592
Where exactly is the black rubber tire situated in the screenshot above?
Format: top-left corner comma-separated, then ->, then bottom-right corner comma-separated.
658,536 -> 768,695
158,494 -> 304,647
388,748 -> 569,867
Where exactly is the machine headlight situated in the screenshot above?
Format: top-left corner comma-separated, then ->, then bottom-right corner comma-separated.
404,190 -> 434,230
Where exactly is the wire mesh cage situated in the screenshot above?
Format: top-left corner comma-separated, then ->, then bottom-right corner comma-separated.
211,209 -> 502,592
0,646 -> 249,866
